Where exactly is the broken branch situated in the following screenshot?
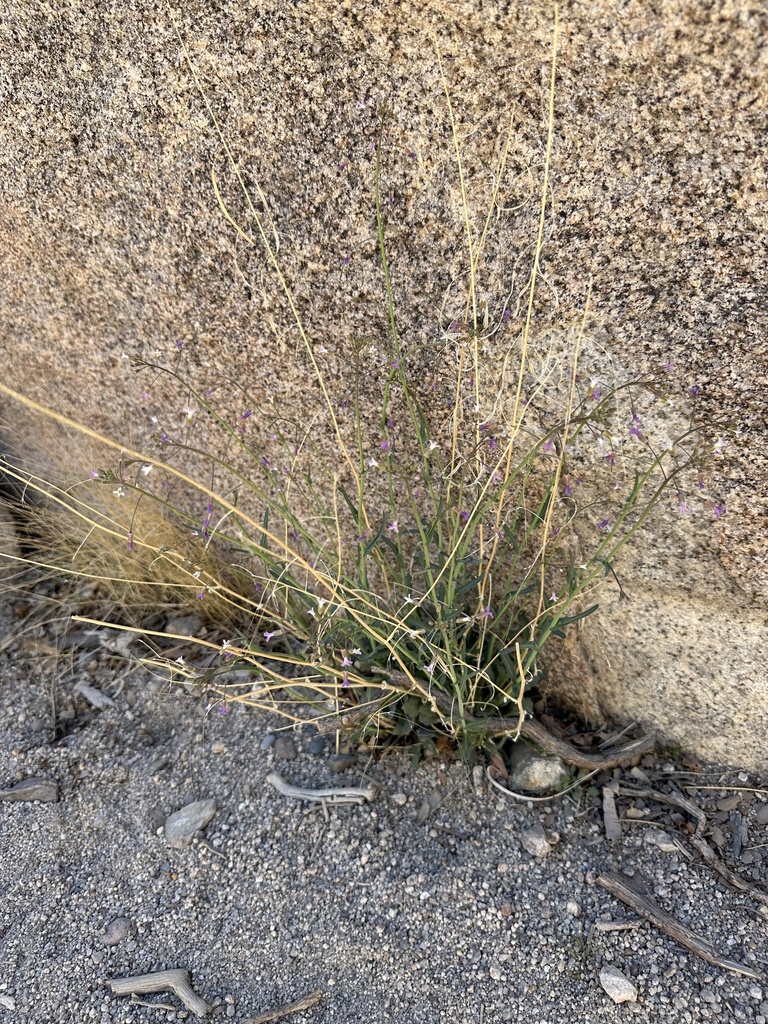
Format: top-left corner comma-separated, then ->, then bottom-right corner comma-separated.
108,969 -> 210,1017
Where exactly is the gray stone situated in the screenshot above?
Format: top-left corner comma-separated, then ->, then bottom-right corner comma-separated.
164,798 -> 217,847
164,613 -> 205,636
0,777 -> 59,803
508,754 -> 569,794
98,917 -> 134,946
600,966 -> 638,1004
260,733 -> 276,751
273,735 -> 297,761
327,753 -> 358,773
644,827 -> 679,853
520,824 -> 552,858
307,735 -> 326,755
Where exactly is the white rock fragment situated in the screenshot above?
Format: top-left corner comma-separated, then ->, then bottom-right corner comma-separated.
509,754 -> 569,793
600,965 -> 638,1003
521,824 -> 553,857
74,681 -> 117,710
164,799 -> 217,848
99,917 -> 134,947
0,994 -> 16,1010
565,900 -> 581,917
644,826 -> 679,853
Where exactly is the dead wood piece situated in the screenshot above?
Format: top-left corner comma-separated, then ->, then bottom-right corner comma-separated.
266,772 -> 375,805
597,871 -> 763,981
617,785 -> 768,906
108,969 -> 211,1017
243,988 -> 324,1024
602,786 -> 622,840
369,666 -> 655,769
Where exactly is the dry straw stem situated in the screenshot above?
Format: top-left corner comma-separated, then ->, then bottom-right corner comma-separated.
0,384 -> 432,705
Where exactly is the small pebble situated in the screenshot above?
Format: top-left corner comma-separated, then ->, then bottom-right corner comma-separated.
260,733 -> 276,751
755,803 -> 768,826
307,735 -> 326,755
392,792 -> 408,806
600,966 -> 638,1003
489,965 -> 503,981
0,995 -> 16,1010
644,826 -> 679,853
99,917 -> 134,946
165,798 -> 217,847
565,900 -> 581,917
274,735 -> 298,761
327,753 -> 358,772
520,824 -> 552,858
0,777 -> 59,803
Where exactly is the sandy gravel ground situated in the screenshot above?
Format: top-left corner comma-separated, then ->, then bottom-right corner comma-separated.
1,597 -> 767,1024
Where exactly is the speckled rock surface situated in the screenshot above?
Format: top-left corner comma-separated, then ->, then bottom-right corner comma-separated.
0,1 -> 766,763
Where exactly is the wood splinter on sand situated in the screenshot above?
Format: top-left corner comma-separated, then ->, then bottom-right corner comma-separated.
266,771 -> 375,806
108,969 -> 211,1017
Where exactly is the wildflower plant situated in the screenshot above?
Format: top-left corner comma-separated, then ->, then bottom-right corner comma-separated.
0,11 -> 728,761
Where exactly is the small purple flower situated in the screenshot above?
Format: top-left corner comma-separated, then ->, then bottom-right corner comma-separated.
629,425 -> 644,440
261,456 -> 271,469
127,535 -> 134,553
689,385 -> 700,397
388,520 -> 399,534
341,672 -> 350,689
341,254 -> 350,266
712,502 -> 726,519
341,655 -> 353,667
598,518 -> 610,531
357,530 -> 371,543
175,339 -> 184,350
459,510 -> 469,522
337,160 -> 348,172
390,358 -> 400,370
386,417 -> 395,429
89,469 -> 99,479
241,409 -> 252,420
480,606 -> 494,619
448,320 -> 459,332
502,309 -> 511,322
139,392 -> 150,401
542,439 -> 556,454
218,704 -> 230,715
491,471 -> 503,484
379,439 -> 391,452
590,388 -> 601,401
263,630 -> 277,642
196,589 -> 206,599
602,452 -> 617,467
664,358 -> 676,372
675,493 -> 696,516
488,436 -> 499,451
253,581 -> 261,592
564,482 -> 572,497
159,432 -> 170,443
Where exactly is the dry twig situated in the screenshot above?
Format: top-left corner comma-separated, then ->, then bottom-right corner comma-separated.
108,969 -> 210,1017
243,988 -> 324,1024
597,872 -> 763,981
